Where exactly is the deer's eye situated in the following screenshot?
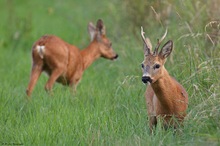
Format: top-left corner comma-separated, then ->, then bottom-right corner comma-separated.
141,64 -> 144,68
154,64 -> 160,69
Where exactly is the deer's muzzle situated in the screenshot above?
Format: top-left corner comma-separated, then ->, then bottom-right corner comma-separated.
142,76 -> 152,84
112,54 -> 118,60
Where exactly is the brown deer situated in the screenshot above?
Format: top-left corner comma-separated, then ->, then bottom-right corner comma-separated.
140,27 -> 188,132
26,19 -> 118,96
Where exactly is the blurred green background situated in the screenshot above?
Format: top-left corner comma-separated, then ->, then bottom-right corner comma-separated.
0,0 -> 220,145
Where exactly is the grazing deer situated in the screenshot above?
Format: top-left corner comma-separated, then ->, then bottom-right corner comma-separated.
140,27 -> 188,132
26,19 -> 118,96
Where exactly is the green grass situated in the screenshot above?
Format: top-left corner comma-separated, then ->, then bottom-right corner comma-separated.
0,0 -> 220,145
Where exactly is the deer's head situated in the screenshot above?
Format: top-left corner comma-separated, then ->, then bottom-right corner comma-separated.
140,27 -> 173,84
88,19 -> 118,60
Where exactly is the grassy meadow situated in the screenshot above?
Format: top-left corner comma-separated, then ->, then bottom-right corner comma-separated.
0,0 -> 220,145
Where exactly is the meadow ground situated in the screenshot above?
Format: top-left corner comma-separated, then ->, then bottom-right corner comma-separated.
0,0 -> 220,145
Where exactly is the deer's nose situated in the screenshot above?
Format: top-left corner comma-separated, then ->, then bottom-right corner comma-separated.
112,54 -> 118,60
142,76 -> 152,83
114,54 -> 118,59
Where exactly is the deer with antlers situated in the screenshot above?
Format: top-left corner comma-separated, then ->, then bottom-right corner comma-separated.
140,27 -> 188,132
26,19 -> 118,96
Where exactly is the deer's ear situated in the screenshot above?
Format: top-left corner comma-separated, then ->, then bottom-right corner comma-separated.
159,40 -> 173,59
88,22 -> 96,41
96,19 -> 106,35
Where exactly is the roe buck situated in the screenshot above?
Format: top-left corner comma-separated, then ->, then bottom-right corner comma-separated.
140,27 -> 188,132
26,19 -> 118,96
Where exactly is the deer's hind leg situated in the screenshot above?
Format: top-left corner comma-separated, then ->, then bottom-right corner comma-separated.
44,68 -> 65,93
26,61 -> 43,97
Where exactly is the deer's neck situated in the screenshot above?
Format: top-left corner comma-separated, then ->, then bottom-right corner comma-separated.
151,69 -> 175,111
80,42 -> 101,70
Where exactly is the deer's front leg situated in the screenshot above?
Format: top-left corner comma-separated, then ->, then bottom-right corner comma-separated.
149,116 -> 157,133
69,74 -> 82,95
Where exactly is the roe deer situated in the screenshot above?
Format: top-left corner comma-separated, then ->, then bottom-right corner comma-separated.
140,27 -> 188,132
26,19 -> 118,96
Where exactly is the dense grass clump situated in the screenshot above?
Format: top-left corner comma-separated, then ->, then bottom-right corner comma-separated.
0,0 -> 219,145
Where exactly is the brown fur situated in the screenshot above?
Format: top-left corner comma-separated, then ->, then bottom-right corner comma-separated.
145,70 -> 188,132
26,19 -> 118,96
141,33 -> 188,132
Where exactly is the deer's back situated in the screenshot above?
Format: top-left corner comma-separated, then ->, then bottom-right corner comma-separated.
32,35 -> 83,84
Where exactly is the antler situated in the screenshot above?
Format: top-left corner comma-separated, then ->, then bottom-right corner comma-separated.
153,28 -> 168,55
141,27 -> 152,55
